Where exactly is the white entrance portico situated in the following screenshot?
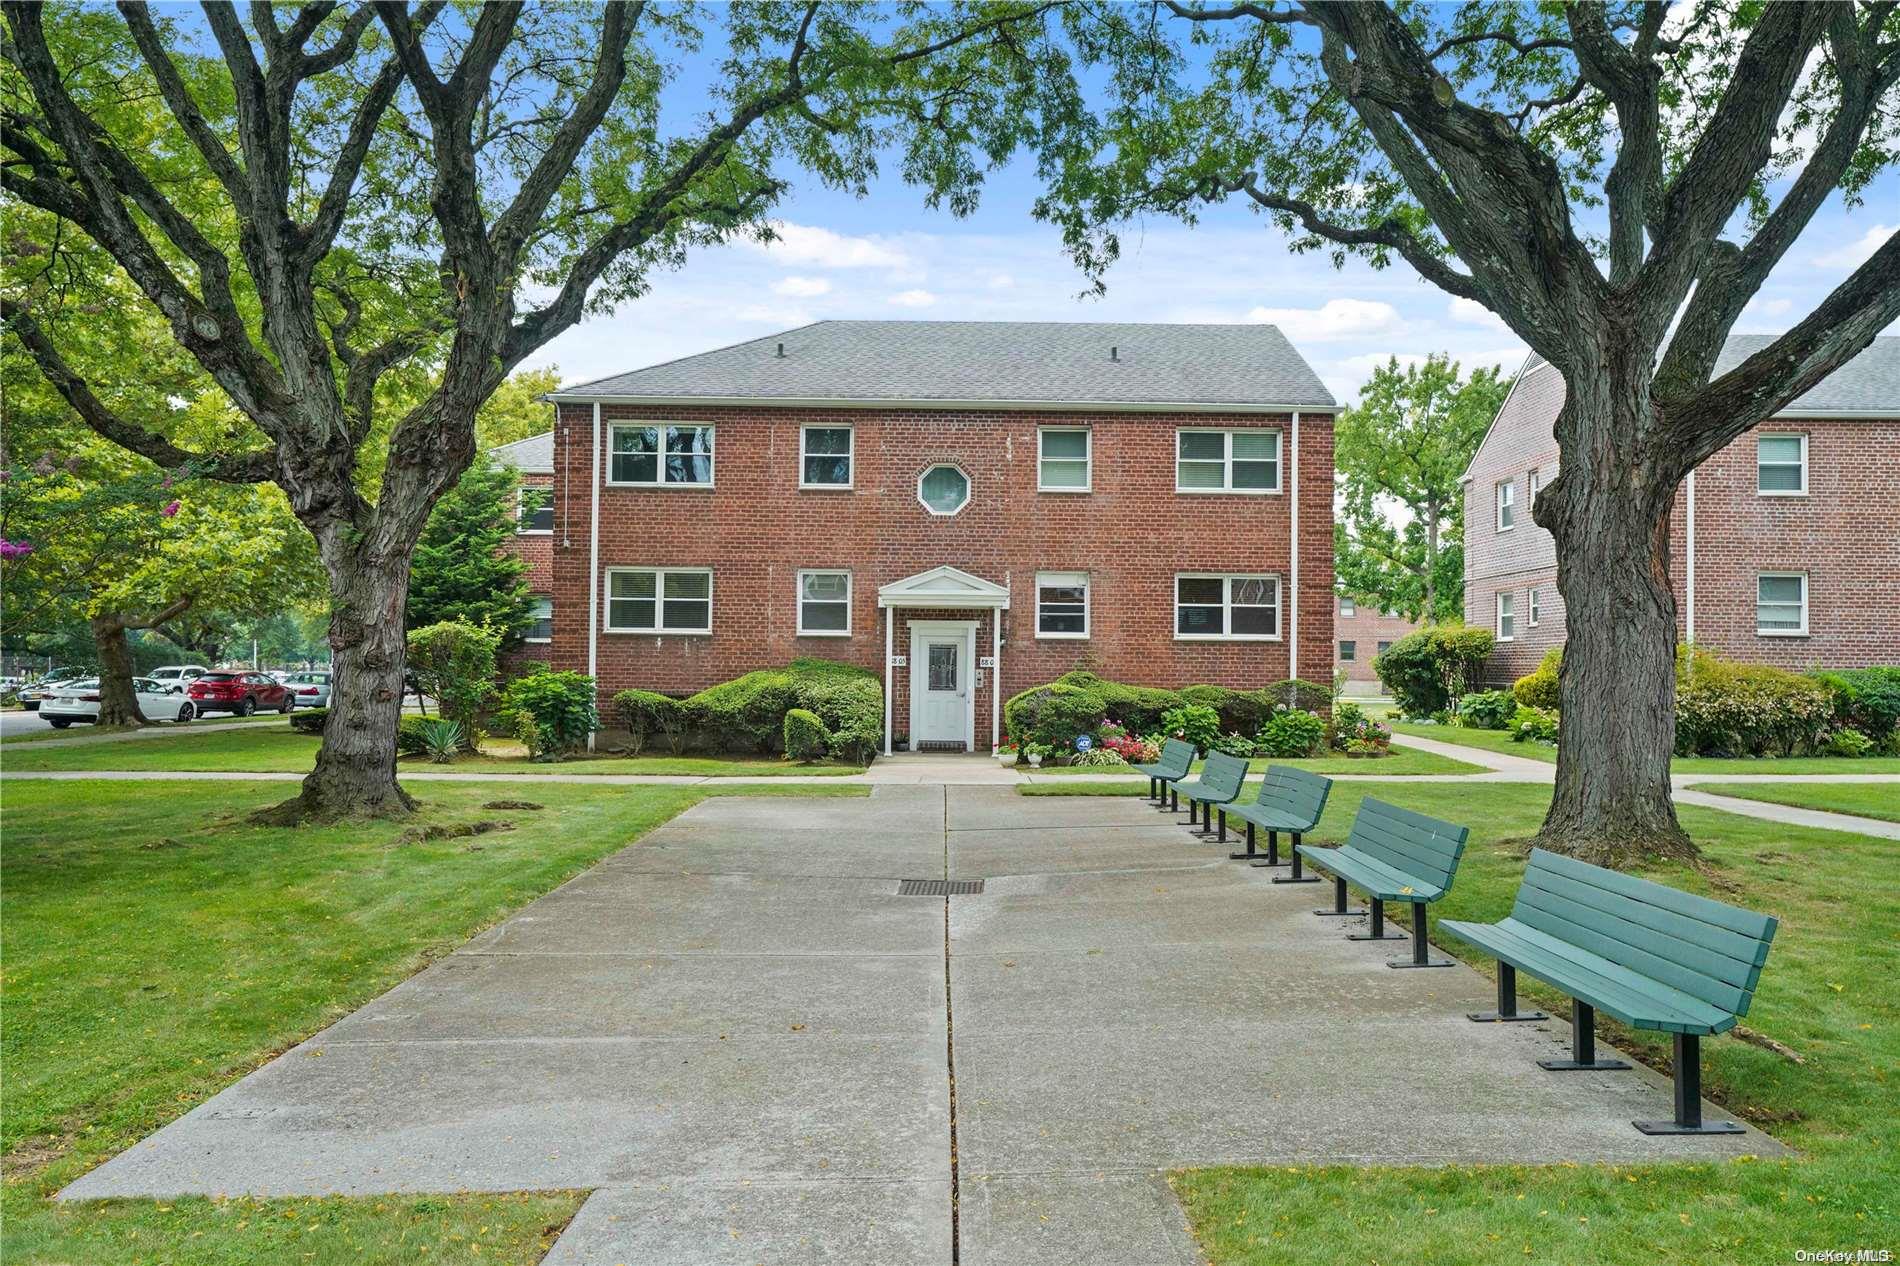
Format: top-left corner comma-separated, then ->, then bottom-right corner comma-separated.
877,566 -> 1011,756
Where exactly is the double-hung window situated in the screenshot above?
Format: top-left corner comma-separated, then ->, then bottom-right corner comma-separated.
1175,574 -> 1280,639
1339,640 -> 1357,662
1756,573 -> 1807,635
796,570 -> 851,636
525,597 -> 553,643
606,567 -> 712,634
1496,478 -> 1516,531
517,486 -> 554,533
1496,592 -> 1516,641
800,426 -> 853,488
1176,429 -> 1281,493
1339,596 -> 1356,618
609,423 -> 714,486
1035,572 -> 1089,638
1757,434 -> 1806,495
1038,429 -> 1091,491
1528,587 -> 1541,627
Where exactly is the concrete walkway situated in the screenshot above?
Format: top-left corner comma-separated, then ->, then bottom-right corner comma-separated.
65,787 -> 1778,1264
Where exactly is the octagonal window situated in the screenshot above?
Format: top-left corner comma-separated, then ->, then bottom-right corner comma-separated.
918,464 -> 970,516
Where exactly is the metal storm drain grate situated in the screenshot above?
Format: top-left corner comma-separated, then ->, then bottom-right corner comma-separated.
898,879 -> 984,896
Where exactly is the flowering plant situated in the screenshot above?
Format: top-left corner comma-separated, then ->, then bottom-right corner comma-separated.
995,735 -> 1020,755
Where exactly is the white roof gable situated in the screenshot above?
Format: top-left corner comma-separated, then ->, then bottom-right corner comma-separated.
877,566 -> 1012,609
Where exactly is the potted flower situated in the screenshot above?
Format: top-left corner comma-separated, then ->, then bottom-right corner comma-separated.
994,737 -> 1019,765
1024,741 -> 1051,768
893,730 -> 910,753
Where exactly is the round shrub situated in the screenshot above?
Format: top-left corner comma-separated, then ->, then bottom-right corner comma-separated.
397,714 -> 432,756
1005,683 -> 1107,750
289,706 -> 328,735
1824,728 -> 1874,758
1055,671 -> 1179,732
1509,705 -> 1559,744
614,689 -> 686,756
1675,649 -> 1833,757
498,669 -> 598,761
1457,689 -> 1518,730
1159,703 -> 1221,753
1513,646 -> 1563,708
1258,708 -> 1326,757
783,708 -> 832,763
1810,667 -> 1900,752
1265,678 -> 1334,713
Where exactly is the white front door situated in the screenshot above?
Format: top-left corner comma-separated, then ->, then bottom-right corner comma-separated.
909,623 -> 972,748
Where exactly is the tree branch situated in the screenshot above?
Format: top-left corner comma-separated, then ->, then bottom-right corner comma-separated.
117,2 -> 249,199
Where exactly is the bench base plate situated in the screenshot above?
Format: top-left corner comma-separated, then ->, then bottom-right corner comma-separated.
1270,874 -> 1320,884
1314,906 -> 1365,917
1632,1118 -> 1744,1136
1347,930 -> 1407,941
1388,958 -> 1455,969
1537,1057 -> 1632,1071
1465,1009 -> 1549,1022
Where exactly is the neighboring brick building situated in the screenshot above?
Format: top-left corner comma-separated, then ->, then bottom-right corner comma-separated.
1463,336 -> 1900,687
490,431 -> 556,649
1332,594 -> 1421,692
519,320 -> 1338,752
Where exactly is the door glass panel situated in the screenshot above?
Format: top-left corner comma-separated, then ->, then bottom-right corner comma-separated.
928,642 -> 958,692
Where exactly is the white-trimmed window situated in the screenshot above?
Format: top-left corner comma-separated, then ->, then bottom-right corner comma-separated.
1377,640 -> 1393,656
609,423 -> 714,486
917,464 -> 970,515
800,426 -> 853,488
1176,429 -> 1281,493
1528,587 -> 1541,627
1757,434 -> 1807,495
1340,596 -> 1356,618
524,596 -> 553,643
796,569 -> 851,636
1038,428 -> 1091,491
1175,574 -> 1281,640
1496,591 -> 1515,641
1756,573 -> 1808,636
605,567 -> 712,633
1528,467 -> 1542,505
1339,640 -> 1357,662
516,486 -> 553,533
1496,478 -> 1516,531
1035,572 -> 1089,638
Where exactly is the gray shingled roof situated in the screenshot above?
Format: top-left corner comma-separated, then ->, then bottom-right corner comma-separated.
1520,334 -> 1899,414
546,320 -> 1337,410
487,430 -> 553,474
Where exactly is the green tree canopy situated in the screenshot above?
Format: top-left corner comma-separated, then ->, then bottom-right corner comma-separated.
405,454 -> 535,643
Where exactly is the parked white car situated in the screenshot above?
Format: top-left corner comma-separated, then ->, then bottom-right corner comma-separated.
147,664 -> 211,694
39,677 -> 199,728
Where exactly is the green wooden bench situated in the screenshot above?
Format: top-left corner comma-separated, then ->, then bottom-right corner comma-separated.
1297,797 -> 1468,967
1225,765 -> 1333,870
1171,752 -> 1250,839
1134,738 -> 1197,810
1440,847 -> 1778,1136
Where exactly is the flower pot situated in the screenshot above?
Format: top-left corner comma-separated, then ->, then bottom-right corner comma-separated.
994,751 -> 1016,765
1026,753 -> 1043,767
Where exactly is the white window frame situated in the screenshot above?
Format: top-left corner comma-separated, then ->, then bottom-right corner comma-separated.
795,569 -> 853,637
1496,591 -> 1516,642
606,422 -> 716,488
1339,596 -> 1356,618
1034,571 -> 1090,639
798,425 -> 854,490
1756,432 -> 1808,497
1496,478 -> 1516,531
1755,572 -> 1809,637
1173,573 -> 1283,641
917,463 -> 971,516
1528,587 -> 1541,627
524,595 -> 554,643
1174,429 -> 1282,495
1528,467 -> 1542,504
603,566 -> 714,634
1339,639 -> 1357,662
515,485 -> 553,534
1037,427 -> 1092,492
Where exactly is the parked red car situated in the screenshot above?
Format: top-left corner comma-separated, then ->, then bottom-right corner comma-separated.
187,671 -> 293,716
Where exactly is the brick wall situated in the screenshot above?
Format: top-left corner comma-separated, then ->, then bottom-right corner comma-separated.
538,402 -> 1336,746
1464,361 -> 1900,686
1332,598 -> 1422,683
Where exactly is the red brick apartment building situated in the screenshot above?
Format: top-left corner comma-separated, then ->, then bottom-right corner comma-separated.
1333,595 -> 1420,690
495,320 -> 1338,753
1463,336 -> 1900,687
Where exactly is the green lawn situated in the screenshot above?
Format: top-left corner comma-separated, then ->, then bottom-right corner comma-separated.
1171,781 -> 1899,1265
0,777 -> 862,1264
0,723 -> 864,775
1389,719 -> 1900,774
1023,746 -> 1482,781
1688,781 -> 1900,823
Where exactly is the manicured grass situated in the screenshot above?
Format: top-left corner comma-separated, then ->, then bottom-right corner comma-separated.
1688,781 -> 1900,823
1022,747 -> 1482,782
0,723 -> 864,775
0,778 -> 855,1263
1172,782 -> 1899,1265
1389,719 -> 1900,774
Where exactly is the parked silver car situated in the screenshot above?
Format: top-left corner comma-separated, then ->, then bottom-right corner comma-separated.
17,667 -> 89,711
282,670 -> 333,708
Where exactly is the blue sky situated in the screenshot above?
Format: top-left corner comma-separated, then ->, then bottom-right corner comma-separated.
524,148 -> 1896,409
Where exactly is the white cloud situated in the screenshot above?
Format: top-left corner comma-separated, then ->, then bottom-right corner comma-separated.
734,303 -> 814,325
1743,296 -> 1793,317
1447,296 -> 1513,336
741,220 -> 912,271
1245,298 -> 1399,342
771,275 -> 832,298
1811,224 -> 1895,270
888,289 -> 938,309
988,273 -> 1015,289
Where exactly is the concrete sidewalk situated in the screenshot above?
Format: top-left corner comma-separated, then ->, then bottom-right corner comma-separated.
63,786 -> 1779,1264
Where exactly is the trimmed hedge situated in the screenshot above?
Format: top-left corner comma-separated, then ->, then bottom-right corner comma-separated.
1675,648 -> 1833,757
1013,670 -> 1333,744
1004,682 -> 1108,749
783,708 -> 831,762
614,689 -> 686,756
1810,666 -> 1900,752
1375,625 -> 1495,717
612,659 -> 881,764
289,707 -> 328,735
1512,646 -> 1562,708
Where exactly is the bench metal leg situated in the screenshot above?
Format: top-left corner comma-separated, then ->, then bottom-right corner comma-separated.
1387,901 -> 1454,968
1538,1000 -> 1632,1071
1634,1034 -> 1744,1135
1192,802 -> 1218,838
1314,874 -> 1363,917
1216,808 -> 1227,842
1155,782 -> 1173,810
1170,787 -> 1180,813
1348,897 -> 1407,941
1468,963 -> 1549,1022
1271,832 -> 1319,884
1230,821 -> 1260,861
1249,828 -> 1289,868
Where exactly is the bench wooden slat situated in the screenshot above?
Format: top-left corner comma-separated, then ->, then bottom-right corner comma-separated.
1299,844 -> 1446,901
1181,752 -> 1249,803
1134,737 -> 1196,782
1513,888 -> 1759,1016
1347,818 -> 1461,887
1341,800 -> 1466,889
1517,866 -> 1772,969
1230,765 -> 1332,833
1530,848 -> 1778,942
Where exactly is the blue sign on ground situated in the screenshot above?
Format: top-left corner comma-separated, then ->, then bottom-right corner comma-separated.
1074,734 -> 1093,751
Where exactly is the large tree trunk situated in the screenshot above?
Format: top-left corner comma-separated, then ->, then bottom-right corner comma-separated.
88,614 -> 148,727
1535,356 -> 1696,867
